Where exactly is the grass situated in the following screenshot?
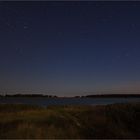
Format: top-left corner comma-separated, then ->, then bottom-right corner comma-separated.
0,103 -> 140,138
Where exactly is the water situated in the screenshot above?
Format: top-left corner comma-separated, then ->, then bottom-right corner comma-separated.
0,97 -> 140,106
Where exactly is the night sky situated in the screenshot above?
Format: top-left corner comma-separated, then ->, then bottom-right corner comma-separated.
0,1 -> 140,96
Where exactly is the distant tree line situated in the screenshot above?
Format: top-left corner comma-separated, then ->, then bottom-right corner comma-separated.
0,94 -> 58,98
74,94 -> 140,98
84,94 -> 140,98
0,93 -> 140,98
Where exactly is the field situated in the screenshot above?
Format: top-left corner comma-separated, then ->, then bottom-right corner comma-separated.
0,102 -> 140,139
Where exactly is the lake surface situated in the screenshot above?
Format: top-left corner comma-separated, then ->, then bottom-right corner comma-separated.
0,97 -> 140,106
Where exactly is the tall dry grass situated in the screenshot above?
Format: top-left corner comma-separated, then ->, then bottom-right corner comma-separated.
0,103 -> 140,139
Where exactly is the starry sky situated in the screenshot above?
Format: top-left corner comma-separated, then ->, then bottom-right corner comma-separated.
0,1 -> 140,96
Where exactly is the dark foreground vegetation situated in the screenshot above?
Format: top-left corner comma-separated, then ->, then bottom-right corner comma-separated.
0,103 -> 140,139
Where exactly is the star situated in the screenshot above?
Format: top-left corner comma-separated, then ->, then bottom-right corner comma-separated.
130,23 -> 136,29
23,25 -> 28,29
6,22 -> 11,27
16,47 -> 23,55
124,52 -> 130,57
23,22 -> 29,30
116,55 -> 121,59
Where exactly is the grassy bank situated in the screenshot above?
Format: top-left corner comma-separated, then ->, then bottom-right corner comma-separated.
0,103 -> 140,139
